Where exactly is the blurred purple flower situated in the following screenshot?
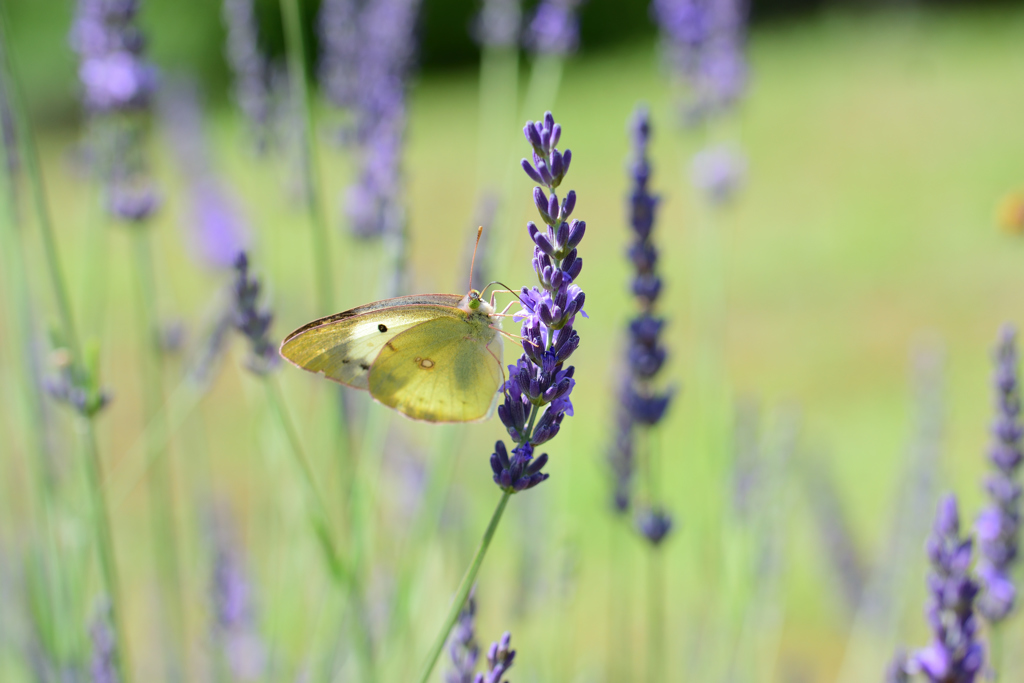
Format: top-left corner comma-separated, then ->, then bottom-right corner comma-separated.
473,0 -> 521,48
332,0 -> 422,239
222,0 -> 273,151
89,602 -> 119,683
191,183 -> 251,269
70,0 -> 157,114
974,325 -> 1022,623
609,108 -> 673,533
446,592 -> 480,683
651,0 -> 749,124
71,0 -> 161,224
231,252 -> 278,375
690,144 -> 746,205
635,507 -> 673,545
161,79 -> 251,269
524,0 -> 582,56
210,511 -> 266,682
907,495 -> 984,683
318,0 -> 362,115
886,649 -> 910,683
475,632 -> 515,683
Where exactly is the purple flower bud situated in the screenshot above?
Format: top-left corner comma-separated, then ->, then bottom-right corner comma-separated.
560,190 -> 576,219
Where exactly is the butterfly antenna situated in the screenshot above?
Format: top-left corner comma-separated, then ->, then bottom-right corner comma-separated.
483,281 -> 526,307
468,226 -> 483,293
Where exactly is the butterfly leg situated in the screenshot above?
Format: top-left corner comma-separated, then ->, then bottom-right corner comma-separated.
490,326 -> 541,348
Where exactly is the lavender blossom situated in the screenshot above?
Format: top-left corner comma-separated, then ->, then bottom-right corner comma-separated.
231,252 -> 278,374
608,108 -> 673,537
318,0 -> 362,115
493,111 -> 587,493
909,495 -> 984,683
635,507 -> 673,545
475,632 -> 515,683
885,650 -> 910,683
651,0 -> 748,124
524,0 -> 582,56
473,0 -> 521,48
160,80 -> 252,269
975,325 -> 1022,623
89,603 -> 119,683
446,593 -> 480,683
71,0 -> 160,224
690,144 -> 746,205
339,0 -> 422,240
70,0 -> 158,114
222,0 -> 273,151
210,514 -> 267,681
45,350 -> 111,417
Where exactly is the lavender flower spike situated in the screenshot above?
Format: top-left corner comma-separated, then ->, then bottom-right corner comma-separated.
211,512 -> 267,681
609,107 -> 673,542
975,324 -> 1023,623
89,602 -> 119,683
446,593 -> 480,683
493,111 -> 587,492
910,495 -> 984,683
222,0 -> 272,151
474,632 -> 515,683
524,0 -> 582,56
231,252 -> 279,375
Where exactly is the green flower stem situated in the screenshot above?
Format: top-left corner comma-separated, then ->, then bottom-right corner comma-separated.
130,229 -> 186,677
990,623 -> 1004,682
262,377 -> 377,683
81,418 -> 131,682
383,426 -> 464,666
0,14 -> 131,681
647,544 -> 665,683
0,124 -> 73,667
415,490 -> 512,683
278,0 -> 335,314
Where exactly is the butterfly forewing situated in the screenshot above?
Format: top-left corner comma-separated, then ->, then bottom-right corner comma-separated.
367,315 -> 503,423
279,295 -> 464,389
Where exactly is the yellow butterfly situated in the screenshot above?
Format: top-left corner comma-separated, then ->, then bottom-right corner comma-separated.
279,231 -> 512,423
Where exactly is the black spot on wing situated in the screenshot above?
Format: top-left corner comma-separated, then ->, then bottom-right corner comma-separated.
359,362 -> 371,371
378,323 -> 388,332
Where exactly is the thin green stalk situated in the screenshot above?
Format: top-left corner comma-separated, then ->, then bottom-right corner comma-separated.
0,13 -> 131,680
608,516 -> 631,682
262,377 -> 377,683
646,546 -> 665,683
383,426 -> 463,669
0,144 -> 74,668
80,419 -> 131,682
415,490 -> 512,683
643,428 -> 665,683
130,228 -> 186,679
278,0 -> 335,314
990,624 -> 1004,682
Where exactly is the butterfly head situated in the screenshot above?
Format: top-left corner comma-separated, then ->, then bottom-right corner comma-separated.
459,288 -> 495,317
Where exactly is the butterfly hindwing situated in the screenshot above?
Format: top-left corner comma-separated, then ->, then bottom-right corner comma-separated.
367,314 -> 503,423
279,295 -> 464,389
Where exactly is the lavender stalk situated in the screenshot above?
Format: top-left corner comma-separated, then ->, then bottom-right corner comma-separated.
230,253 -> 377,681
892,495 -> 985,683
415,110 -> 586,683
278,0 -> 335,313
0,10 -> 130,681
975,326 -> 1022,679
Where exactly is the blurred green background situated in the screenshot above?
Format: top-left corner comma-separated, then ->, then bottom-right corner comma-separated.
3,1 -> 1024,682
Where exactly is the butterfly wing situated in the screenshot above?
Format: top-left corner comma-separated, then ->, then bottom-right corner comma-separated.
279,294 -> 464,389
367,314 -> 503,423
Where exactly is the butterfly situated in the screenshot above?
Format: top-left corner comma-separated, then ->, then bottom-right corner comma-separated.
279,230 -> 515,423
